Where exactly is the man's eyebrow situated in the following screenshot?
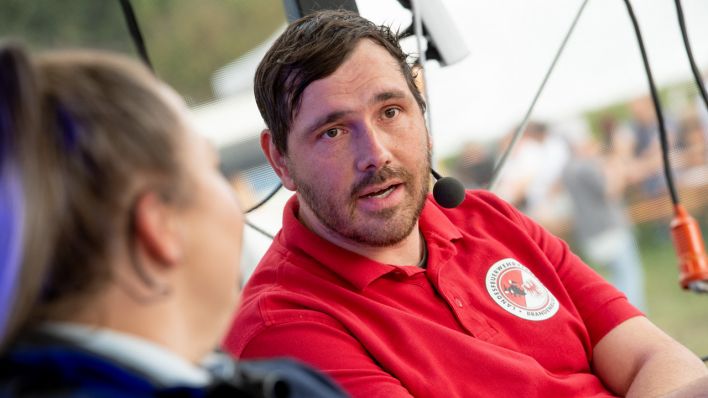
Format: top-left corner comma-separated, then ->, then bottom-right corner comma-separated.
301,90 -> 408,135
371,89 -> 407,105
303,110 -> 353,135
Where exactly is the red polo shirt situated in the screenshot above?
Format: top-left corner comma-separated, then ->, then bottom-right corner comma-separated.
225,190 -> 642,397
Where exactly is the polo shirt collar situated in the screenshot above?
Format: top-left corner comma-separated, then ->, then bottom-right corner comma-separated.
280,194 -> 463,291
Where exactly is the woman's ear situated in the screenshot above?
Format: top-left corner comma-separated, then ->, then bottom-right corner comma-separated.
131,192 -> 182,267
261,129 -> 296,191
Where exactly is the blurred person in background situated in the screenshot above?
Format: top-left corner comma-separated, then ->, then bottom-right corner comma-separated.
522,122 -> 571,217
452,141 -> 494,189
694,70 -> 708,146
495,122 -> 546,209
496,121 -> 571,231
625,95 -> 676,198
0,42 -> 345,397
675,112 -> 707,179
562,117 -> 646,311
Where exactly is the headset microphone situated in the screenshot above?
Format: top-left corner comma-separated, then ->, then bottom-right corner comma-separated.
430,168 -> 465,209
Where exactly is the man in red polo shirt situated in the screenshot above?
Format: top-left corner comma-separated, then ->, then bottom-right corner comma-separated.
225,10 -> 708,397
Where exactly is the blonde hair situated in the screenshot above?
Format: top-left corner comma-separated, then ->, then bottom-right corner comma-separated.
0,43 -> 188,348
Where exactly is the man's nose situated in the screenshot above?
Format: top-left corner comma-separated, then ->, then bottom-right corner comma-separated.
354,123 -> 393,172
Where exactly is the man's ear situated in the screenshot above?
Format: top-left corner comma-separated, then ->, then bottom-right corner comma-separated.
132,192 -> 182,267
260,129 -> 296,191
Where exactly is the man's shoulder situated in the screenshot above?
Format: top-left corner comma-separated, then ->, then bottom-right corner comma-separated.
232,242 -> 346,345
226,278 -> 344,358
0,340 -> 160,397
427,189 -> 522,225
244,236 -> 337,294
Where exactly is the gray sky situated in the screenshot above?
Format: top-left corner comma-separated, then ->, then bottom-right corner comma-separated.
359,0 -> 708,155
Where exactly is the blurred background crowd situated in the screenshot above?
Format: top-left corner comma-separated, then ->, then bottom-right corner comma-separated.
446,89 -> 708,351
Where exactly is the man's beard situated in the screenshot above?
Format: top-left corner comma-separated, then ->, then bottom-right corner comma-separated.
293,153 -> 431,247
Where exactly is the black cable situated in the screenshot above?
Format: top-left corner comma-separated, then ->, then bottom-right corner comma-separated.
430,168 -> 442,180
245,219 -> 274,240
245,183 -> 282,213
674,0 -> 708,118
118,0 -> 153,71
622,0 -> 679,206
243,183 -> 280,241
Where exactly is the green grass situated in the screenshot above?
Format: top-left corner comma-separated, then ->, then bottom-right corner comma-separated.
579,217 -> 708,359
638,231 -> 708,360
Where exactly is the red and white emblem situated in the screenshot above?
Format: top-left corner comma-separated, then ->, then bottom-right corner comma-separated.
485,258 -> 559,321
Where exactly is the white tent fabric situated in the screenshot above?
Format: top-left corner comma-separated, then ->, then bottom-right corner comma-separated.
396,0 -> 708,155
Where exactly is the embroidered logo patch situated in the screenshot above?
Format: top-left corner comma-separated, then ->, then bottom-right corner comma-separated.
485,258 -> 559,321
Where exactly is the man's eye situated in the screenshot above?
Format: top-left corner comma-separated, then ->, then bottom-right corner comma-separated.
383,107 -> 399,119
324,128 -> 341,138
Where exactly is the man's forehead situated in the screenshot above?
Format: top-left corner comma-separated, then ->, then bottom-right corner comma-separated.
297,43 -> 407,105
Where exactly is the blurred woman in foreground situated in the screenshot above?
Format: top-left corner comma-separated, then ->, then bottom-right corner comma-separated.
0,42 -> 345,397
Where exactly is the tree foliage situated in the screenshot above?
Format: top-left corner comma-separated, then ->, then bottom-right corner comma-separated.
0,0 -> 285,104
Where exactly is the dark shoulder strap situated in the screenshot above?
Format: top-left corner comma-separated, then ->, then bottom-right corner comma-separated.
205,357 -> 348,398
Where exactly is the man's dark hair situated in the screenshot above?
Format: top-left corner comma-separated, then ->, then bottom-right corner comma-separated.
254,9 -> 426,154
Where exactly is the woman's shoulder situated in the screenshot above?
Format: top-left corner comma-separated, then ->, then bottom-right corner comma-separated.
0,338 -> 158,397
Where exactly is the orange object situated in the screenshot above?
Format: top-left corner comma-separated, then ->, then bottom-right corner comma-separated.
671,204 -> 708,292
